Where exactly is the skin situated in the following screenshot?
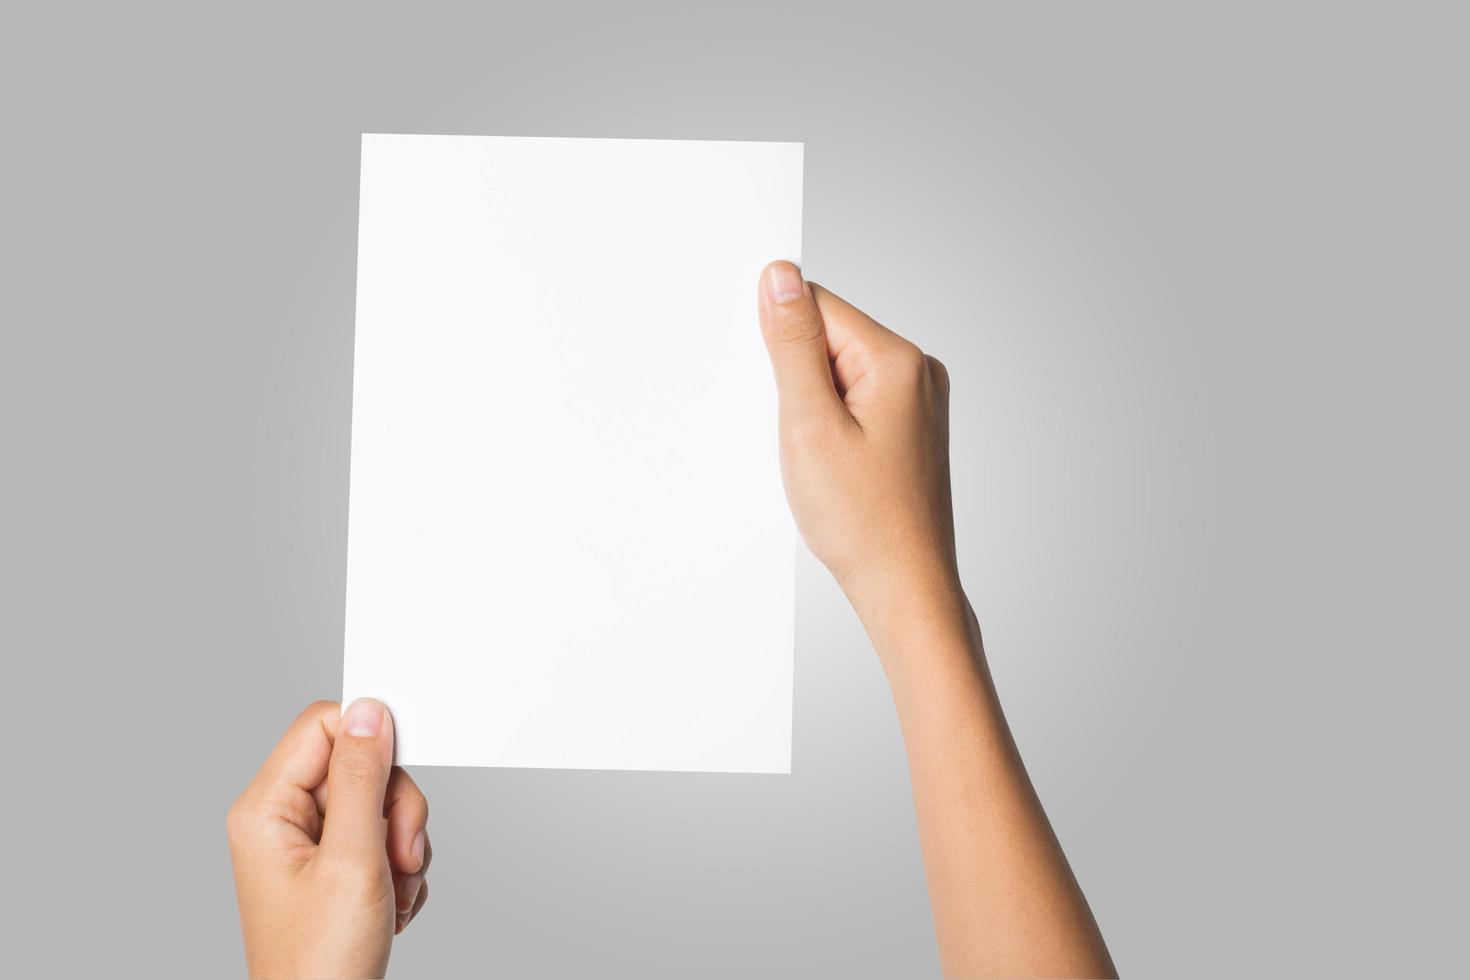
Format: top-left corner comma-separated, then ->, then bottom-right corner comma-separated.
759,261 -> 1116,978
228,699 -> 430,979
229,261 -> 1114,978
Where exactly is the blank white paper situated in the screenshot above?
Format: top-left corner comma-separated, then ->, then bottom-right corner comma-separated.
342,134 -> 802,773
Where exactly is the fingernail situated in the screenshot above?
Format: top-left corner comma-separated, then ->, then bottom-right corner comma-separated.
411,830 -> 426,870
765,262 -> 805,304
343,698 -> 383,737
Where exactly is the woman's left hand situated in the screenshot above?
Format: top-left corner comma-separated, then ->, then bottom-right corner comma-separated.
227,699 -> 430,979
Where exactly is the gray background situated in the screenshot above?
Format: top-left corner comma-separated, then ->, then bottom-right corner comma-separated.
3,2 -> 1465,976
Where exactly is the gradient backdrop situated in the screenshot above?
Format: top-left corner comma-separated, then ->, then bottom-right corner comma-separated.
3,3 -> 1465,977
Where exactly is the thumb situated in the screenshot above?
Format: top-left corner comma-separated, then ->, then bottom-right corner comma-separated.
320,698 -> 395,861
758,261 -> 844,421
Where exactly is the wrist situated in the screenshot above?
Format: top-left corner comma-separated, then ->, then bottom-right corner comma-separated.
842,561 -> 977,665
844,568 -> 1007,753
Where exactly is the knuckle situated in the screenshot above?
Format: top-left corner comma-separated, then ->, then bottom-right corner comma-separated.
925,355 -> 951,392
225,794 -> 257,844
883,342 -> 928,385
291,699 -> 339,730
332,749 -> 383,784
394,780 -> 429,823
765,308 -> 824,348
895,341 -> 927,370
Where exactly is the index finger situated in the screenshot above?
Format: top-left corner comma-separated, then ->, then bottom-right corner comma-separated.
246,700 -> 341,799
809,282 -> 905,360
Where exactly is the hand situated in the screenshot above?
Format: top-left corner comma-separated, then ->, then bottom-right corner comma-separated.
757,261 -> 961,636
757,262 -> 1116,977
227,699 -> 431,980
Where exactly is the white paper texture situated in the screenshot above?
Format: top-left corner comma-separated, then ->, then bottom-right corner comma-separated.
343,134 -> 802,773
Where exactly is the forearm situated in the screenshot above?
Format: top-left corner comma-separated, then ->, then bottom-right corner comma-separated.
857,579 -> 1117,979
756,263 -> 1113,975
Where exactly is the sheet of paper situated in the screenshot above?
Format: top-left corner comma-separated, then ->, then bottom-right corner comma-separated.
343,134 -> 802,773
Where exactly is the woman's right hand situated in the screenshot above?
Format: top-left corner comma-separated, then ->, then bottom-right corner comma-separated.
757,261 -> 964,640
758,261 -> 1117,978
